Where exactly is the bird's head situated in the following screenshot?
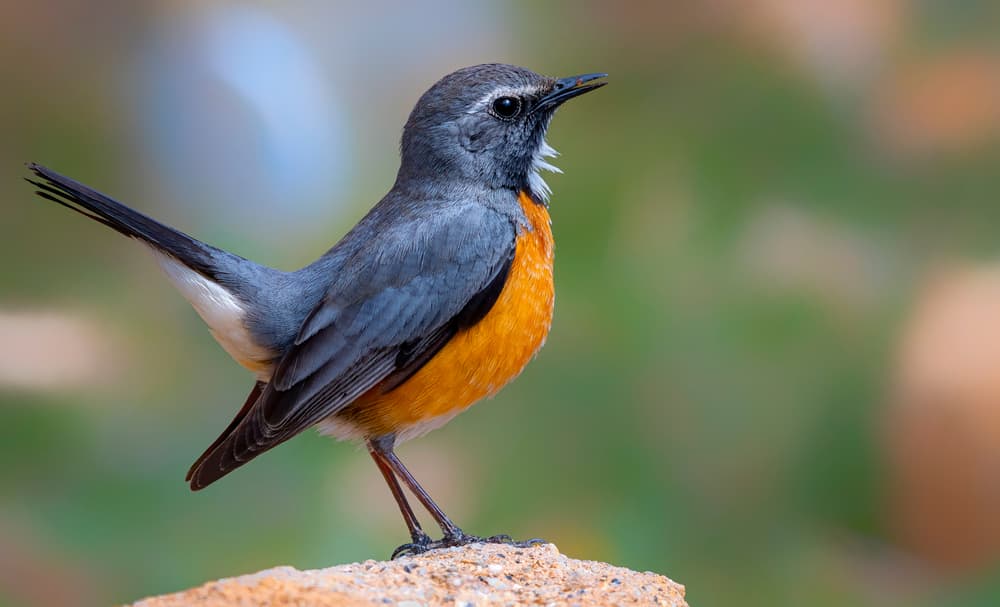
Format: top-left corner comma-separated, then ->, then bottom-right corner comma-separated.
396,63 -> 606,202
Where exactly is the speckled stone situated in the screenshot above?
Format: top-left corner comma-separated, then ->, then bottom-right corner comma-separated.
129,543 -> 686,606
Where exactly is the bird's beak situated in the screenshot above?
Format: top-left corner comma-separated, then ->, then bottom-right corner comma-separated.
532,73 -> 608,113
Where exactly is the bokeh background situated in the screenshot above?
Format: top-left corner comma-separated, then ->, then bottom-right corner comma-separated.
4,1 -> 1000,605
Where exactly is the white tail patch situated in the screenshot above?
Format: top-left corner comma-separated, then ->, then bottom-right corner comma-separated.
150,248 -> 275,380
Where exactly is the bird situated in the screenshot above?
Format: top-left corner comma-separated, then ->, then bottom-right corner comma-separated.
25,63 -> 606,557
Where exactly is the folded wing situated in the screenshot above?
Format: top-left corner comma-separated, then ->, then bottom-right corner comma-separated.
188,204 -> 516,489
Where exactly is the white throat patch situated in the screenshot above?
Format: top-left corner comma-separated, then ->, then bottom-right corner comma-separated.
528,138 -> 561,202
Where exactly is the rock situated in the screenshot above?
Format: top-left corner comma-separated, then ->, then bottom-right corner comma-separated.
129,543 -> 686,606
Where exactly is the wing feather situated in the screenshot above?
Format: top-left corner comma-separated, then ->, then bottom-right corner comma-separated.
188,204 -> 517,489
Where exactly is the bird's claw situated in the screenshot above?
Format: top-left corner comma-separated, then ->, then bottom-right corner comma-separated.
390,532 -> 546,559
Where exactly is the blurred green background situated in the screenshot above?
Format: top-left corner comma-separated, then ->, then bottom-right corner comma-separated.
5,1 -> 1000,605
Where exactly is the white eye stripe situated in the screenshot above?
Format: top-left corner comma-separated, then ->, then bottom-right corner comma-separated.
468,84 -> 546,113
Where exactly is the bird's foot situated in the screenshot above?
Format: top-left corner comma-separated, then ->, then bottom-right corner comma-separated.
481,533 -> 547,548
391,531 -> 545,559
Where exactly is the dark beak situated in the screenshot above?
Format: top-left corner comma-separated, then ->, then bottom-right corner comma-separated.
533,72 -> 608,113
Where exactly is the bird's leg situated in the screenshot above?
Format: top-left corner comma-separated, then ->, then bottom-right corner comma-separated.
368,435 -> 545,558
368,435 -> 465,541
377,441 -> 465,540
366,439 -> 431,552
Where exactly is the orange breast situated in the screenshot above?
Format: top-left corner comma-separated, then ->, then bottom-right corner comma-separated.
335,191 -> 554,441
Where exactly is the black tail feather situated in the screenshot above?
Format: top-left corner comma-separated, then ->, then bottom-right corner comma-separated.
187,381 -> 266,488
26,163 -> 221,280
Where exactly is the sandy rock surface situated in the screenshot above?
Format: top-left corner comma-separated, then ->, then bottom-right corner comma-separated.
130,542 -> 686,606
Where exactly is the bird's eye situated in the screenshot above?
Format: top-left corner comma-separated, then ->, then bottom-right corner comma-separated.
490,96 -> 522,120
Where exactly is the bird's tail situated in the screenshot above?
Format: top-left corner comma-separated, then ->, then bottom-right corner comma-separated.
26,163 -> 223,280
26,163 -> 283,380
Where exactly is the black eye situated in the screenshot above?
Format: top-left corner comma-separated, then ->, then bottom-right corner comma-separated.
490,96 -> 522,120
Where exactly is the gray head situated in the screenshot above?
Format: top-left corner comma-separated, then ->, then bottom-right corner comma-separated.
395,63 -> 606,201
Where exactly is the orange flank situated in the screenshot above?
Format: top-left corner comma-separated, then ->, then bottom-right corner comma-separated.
337,191 -> 555,440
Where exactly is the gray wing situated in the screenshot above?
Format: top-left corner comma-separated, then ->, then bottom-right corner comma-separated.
188,204 -> 516,489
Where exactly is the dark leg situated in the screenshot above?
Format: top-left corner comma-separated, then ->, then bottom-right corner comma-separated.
368,435 -> 544,558
366,439 -> 431,548
377,440 -> 464,539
